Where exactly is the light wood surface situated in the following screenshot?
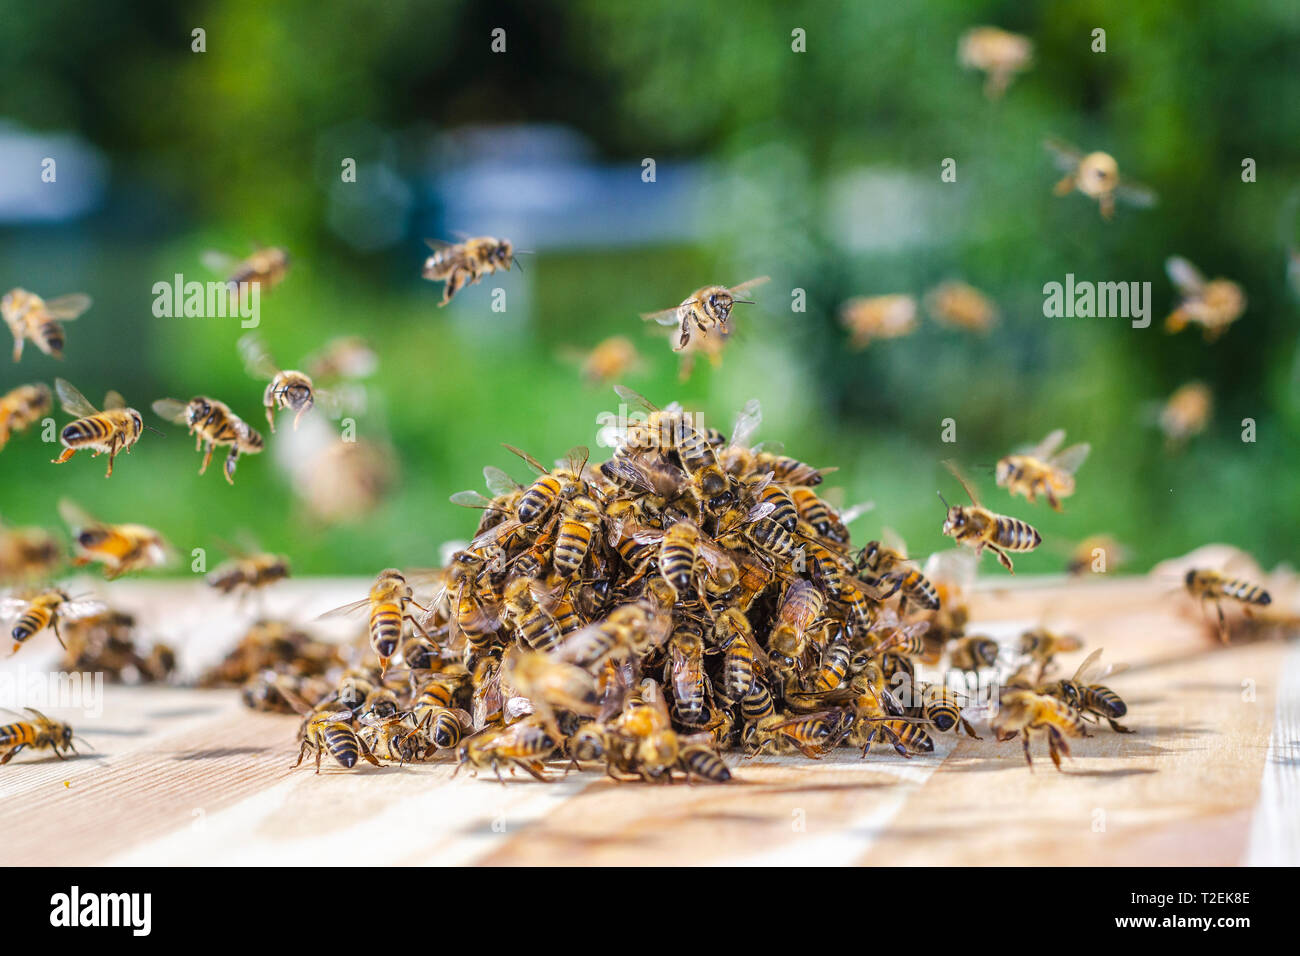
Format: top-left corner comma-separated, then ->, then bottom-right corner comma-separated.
0,576 -> 1294,866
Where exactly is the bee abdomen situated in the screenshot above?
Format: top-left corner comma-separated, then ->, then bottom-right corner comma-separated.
679,745 -> 730,782
323,726 -> 361,768
995,516 -> 1042,552
1083,686 -> 1127,718
430,712 -> 463,749
368,605 -> 403,658
1226,579 -> 1271,606
0,722 -> 34,746
38,321 -> 65,356
62,416 -> 111,445
554,523 -> 594,576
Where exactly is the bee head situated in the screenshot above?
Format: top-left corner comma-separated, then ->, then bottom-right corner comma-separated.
186,398 -> 211,426
1184,569 -> 1198,588
130,410 -> 145,439
495,240 -> 515,268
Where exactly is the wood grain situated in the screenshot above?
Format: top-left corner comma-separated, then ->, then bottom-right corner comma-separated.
0,576 -> 1292,866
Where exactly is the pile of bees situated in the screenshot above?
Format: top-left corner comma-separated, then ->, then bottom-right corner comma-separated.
213,383 -> 1244,782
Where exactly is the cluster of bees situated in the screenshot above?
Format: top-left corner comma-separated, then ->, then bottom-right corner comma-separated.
173,381 -> 1263,781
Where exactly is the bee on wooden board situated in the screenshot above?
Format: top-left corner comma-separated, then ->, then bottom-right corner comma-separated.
1042,648 -> 1132,734
0,708 -> 91,764
2,289 -> 92,363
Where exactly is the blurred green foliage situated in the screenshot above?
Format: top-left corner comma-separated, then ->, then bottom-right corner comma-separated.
1,0 -> 1298,577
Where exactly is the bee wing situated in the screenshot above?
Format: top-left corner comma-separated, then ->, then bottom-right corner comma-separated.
881,526 -> 909,557
200,250 -> 240,276
57,498 -> 103,531
1116,179 -> 1158,209
613,383 -> 660,413
696,537 -> 737,576
631,528 -> 665,546
1030,429 -> 1067,461
1049,442 -> 1091,476
151,398 -> 189,424
923,549 -> 977,592
316,597 -> 373,620
1043,137 -> 1083,171
837,501 -> 876,525
501,443 -> 548,476
423,238 -> 457,251
43,294 -> 93,320
941,459 -> 982,507
483,466 -> 522,496
727,276 -> 771,299
469,519 -> 522,552
102,390 -> 127,411
640,306 -> 681,327
237,333 -> 280,379
600,457 -> 657,495
54,378 -> 99,417
751,439 -> 785,456
0,597 -> 30,620
729,398 -> 762,449
449,490 -> 495,509
1165,256 -> 1207,297
565,446 -> 591,476
1070,647 -> 1106,684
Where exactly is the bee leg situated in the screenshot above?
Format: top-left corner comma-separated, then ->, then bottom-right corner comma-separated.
199,442 -> 214,475
51,447 -> 77,464
11,336 -> 23,362
194,433 -> 202,452
961,717 -> 982,740
1,746 -> 19,764
989,545 -> 1015,574
1099,193 -> 1115,221
1215,600 -> 1229,644
1052,173 -> 1076,197
358,738 -> 381,768
265,405 -> 276,433
315,746 -> 324,774
677,318 -> 691,350
293,405 -> 307,430
52,618 -> 67,650
224,449 -> 239,485
1109,719 -> 1134,734
1021,733 -> 1033,770
1046,487 -> 1062,513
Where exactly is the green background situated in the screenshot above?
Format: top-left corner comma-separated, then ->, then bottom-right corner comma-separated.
1,0 -> 1297,576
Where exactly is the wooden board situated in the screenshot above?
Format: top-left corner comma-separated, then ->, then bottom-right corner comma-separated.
0,576 -> 1294,866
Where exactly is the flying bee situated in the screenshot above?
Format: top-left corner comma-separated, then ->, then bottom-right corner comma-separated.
1,289 -> 92,362
1163,256 -> 1246,341
58,500 -> 170,579
238,333 -> 332,433
856,531 -> 939,612
559,336 -> 644,386
202,246 -> 291,299
991,690 -> 1086,771
1044,648 -> 1132,733
0,520 -> 61,584
205,539 -> 291,595
958,26 -> 1033,99
1184,568 -> 1272,641
1018,628 -> 1084,679
319,569 -> 436,673
1,589 -> 106,654
839,294 -> 918,349
422,236 -> 519,306
152,395 -> 264,484
768,579 -> 825,668
1044,138 -> 1157,220
925,280 -> 999,333
0,383 -> 52,451
1157,381 -> 1212,450
51,378 -> 158,478
939,460 -> 1041,573
456,717 -> 558,783
0,708 -> 89,763
295,709 -> 381,773
640,276 -> 770,352
995,429 -> 1090,512
504,444 -> 591,526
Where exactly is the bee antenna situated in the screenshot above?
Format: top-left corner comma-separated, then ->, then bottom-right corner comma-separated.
512,257 -> 524,274
937,491 -> 951,509
73,735 -> 96,752
144,424 -> 167,437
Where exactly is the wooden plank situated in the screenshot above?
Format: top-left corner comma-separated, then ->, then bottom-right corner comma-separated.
0,576 -> 1291,866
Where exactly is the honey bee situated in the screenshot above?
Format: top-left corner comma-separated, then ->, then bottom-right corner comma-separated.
58,500 -> 171,579
856,531 -> 940,612
924,280 -> 999,333
504,444 -> 591,526
613,386 -> 734,510
451,466 -> 528,536
995,429 -> 1090,512
360,714 -> 430,764
502,646 -> 600,739
1158,381 -> 1212,450
501,576 -> 564,652
746,708 -> 854,759
1,589 -> 106,653
939,461 -> 1041,573
609,680 -> 682,780
856,716 -> 936,758
0,383 -> 52,450
1,289 -> 92,362
152,396 -> 265,483
958,26 -> 1033,99
665,622 -> 711,726
1184,569 -> 1272,641
456,717 -> 558,783
320,569 -> 435,673
991,690 -> 1086,771
238,333 -> 326,432
202,246 -> 291,297
553,494 -> 603,579
839,294 -> 918,349
0,708 -> 88,763
51,378 -> 157,478
768,579 -> 825,667
912,682 -> 981,739
1044,139 -> 1157,220
560,336 -> 643,386
635,519 -> 737,603
422,236 -> 518,306
0,519 -> 61,583
1163,256 -> 1246,341
805,626 -> 854,694
205,541 -> 291,595
1066,535 -> 1130,576
947,635 -> 1001,678
1018,628 -> 1084,678
1044,648 -> 1132,734
640,277 -> 770,352
556,596 -> 672,670
716,607 -> 767,700
295,709 -> 381,773
676,741 -> 732,782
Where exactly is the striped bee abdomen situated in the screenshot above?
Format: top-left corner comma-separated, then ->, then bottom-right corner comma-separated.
995,515 -> 1042,552
323,725 -> 361,768
368,603 -> 404,658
